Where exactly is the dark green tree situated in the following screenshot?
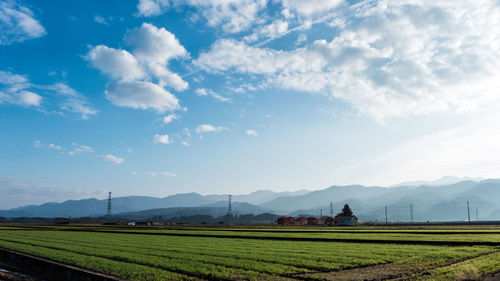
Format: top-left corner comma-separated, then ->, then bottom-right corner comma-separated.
341,204 -> 353,216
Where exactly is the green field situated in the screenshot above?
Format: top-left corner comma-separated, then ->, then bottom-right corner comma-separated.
0,225 -> 499,280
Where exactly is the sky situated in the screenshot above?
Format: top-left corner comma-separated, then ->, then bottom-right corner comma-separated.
1,0 -> 500,208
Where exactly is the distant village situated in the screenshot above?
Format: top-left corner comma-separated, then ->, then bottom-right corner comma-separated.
126,204 -> 358,227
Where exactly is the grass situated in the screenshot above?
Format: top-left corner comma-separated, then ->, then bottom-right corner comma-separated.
0,226 -> 499,280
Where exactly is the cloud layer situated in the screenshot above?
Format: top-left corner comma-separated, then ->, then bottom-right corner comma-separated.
195,0 -> 500,120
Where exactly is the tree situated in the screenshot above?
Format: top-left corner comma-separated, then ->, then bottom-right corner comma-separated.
341,204 -> 353,216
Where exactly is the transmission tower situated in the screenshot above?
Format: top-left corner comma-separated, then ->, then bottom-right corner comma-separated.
107,192 -> 112,217
409,203 -> 414,223
226,195 -> 232,225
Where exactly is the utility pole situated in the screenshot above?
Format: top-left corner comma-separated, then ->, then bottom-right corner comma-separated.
467,200 -> 470,223
330,201 -> 333,217
385,206 -> 388,224
106,192 -> 112,218
475,208 -> 479,221
270,210 -> 273,225
410,203 -> 414,223
320,209 -> 323,223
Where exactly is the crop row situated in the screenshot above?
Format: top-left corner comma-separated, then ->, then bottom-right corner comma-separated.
0,230 -> 496,281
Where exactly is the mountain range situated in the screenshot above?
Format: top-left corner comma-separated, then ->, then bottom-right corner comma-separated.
1,178 -> 499,222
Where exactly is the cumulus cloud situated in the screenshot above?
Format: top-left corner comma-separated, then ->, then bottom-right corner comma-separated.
97,154 -> 124,164
195,124 -> 228,134
146,171 -> 176,177
0,70 -> 96,118
126,23 -> 187,65
0,0 -> 46,45
87,23 -> 188,112
162,113 -> 178,124
246,130 -> 258,136
153,134 -> 171,144
137,0 -> 268,33
136,0 -> 170,17
195,1 -> 500,120
195,88 -> 231,102
105,80 -> 179,112
86,45 -> 146,81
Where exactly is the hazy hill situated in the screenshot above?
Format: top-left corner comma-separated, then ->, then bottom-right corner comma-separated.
1,180 -> 499,221
0,189 -> 301,218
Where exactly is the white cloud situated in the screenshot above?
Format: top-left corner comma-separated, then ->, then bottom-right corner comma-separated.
195,88 -> 231,102
195,1 -> 500,120
280,0 -> 343,17
245,19 -> 289,43
181,141 -> 190,146
126,23 -> 187,65
0,0 -> 46,45
97,154 -> 124,164
153,134 -> 171,144
136,0 -> 268,33
68,142 -> 93,155
86,45 -> 146,81
162,113 -> 178,124
105,80 -> 179,113
33,140 -> 63,150
94,15 -> 110,25
246,129 -> 258,136
195,124 -> 228,133
87,23 -> 189,113
0,71 -> 96,118
136,0 -> 170,16
0,90 -> 42,106
146,171 -> 176,177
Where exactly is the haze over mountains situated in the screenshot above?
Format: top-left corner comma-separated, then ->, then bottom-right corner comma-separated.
1,178 -> 499,222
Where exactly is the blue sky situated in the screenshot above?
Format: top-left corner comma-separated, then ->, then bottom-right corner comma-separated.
1,0 -> 500,208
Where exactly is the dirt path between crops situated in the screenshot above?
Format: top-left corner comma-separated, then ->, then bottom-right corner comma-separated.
287,251 -> 500,281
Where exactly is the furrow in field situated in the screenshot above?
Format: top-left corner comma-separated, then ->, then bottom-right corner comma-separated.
0,242 -> 199,281
2,231 -> 480,273
0,237 -> 288,281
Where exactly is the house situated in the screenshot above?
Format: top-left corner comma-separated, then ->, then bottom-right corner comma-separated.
135,221 -> 151,226
295,216 -> 307,225
324,216 -> 335,225
277,216 -> 288,225
335,215 -> 358,226
286,216 -> 296,224
127,222 -> 136,226
307,217 -> 320,225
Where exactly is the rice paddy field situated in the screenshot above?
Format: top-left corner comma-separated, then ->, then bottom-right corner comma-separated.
0,225 -> 499,281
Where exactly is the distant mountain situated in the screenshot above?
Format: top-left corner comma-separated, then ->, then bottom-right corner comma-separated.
394,176 -> 484,187
1,180 -> 499,222
115,202 -> 266,221
0,189 -> 303,218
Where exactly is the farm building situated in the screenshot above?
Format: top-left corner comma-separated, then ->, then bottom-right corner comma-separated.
307,217 -> 320,225
276,216 -> 297,225
295,216 -> 307,224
